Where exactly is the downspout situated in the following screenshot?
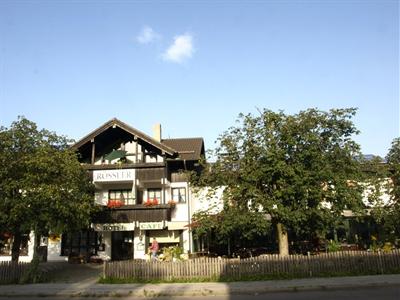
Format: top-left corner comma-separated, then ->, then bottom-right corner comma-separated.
91,139 -> 95,164
163,153 -> 167,205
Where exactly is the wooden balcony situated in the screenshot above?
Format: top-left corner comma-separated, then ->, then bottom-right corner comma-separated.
83,162 -> 166,170
93,204 -> 173,223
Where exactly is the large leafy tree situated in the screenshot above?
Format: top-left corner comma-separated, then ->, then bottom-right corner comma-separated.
384,138 -> 400,235
363,138 -> 400,242
0,117 -> 95,261
192,204 -> 270,256
192,108 -> 364,256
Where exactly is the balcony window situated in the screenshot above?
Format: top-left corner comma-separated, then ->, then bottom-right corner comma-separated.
109,189 -> 135,205
172,187 -> 186,203
147,188 -> 162,204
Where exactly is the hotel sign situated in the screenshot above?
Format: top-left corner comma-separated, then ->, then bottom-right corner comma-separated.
93,169 -> 135,182
93,223 -> 135,232
139,222 -> 164,230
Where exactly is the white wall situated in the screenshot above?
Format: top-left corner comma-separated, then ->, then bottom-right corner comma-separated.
190,186 -> 224,215
182,229 -> 190,253
0,231 -> 35,262
97,231 -> 111,261
361,179 -> 392,207
134,228 -> 147,260
170,182 -> 189,221
47,237 -> 67,261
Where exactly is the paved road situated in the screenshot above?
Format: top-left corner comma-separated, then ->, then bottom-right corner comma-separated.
1,271 -> 399,299
42,262 -> 102,283
0,286 -> 398,300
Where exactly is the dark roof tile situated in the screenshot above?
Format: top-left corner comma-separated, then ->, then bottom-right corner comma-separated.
162,138 -> 204,160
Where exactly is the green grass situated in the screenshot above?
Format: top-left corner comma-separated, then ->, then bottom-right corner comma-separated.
98,269 -> 400,284
98,275 -> 221,284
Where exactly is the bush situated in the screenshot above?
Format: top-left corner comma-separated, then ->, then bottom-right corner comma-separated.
382,242 -> 393,252
327,240 -> 341,252
160,245 -> 184,261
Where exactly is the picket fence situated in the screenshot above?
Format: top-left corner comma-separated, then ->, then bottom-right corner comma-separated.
0,261 -> 29,284
103,250 -> 400,280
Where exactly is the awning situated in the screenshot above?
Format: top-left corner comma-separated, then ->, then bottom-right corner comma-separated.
104,150 -> 127,161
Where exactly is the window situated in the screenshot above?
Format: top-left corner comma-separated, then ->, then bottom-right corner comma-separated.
0,232 -> 29,256
172,187 -> 186,203
61,231 -> 98,257
108,189 -> 135,205
148,188 -> 162,203
0,232 -> 12,256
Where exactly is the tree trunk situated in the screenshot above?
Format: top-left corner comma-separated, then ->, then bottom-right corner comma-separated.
11,230 -> 22,262
33,231 -> 41,261
276,222 -> 289,256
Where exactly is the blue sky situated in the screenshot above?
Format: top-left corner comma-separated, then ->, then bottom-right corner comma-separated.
0,0 -> 398,157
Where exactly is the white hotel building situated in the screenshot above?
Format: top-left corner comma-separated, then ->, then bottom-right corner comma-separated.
70,118 -> 210,261
1,118 -> 217,262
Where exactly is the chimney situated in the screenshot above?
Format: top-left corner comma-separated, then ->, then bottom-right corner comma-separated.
152,123 -> 162,142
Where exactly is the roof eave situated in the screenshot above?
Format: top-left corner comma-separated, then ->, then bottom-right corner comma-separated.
71,118 -> 176,156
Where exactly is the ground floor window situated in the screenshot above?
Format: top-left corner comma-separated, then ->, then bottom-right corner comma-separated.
111,231 -> 134,261
0,232 -> 29,256
145,230 -> 182,251
61,230 -> 99,258
0,232 -> 12,256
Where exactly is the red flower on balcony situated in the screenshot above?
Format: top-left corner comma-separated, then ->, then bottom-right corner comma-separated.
144,198 -> 159,206
107,199 -> 123,208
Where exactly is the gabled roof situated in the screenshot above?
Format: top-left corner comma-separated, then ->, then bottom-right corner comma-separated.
162,138 -> 205,160
72,118 -> 176,155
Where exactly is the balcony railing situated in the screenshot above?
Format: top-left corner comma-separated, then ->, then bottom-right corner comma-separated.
84,162 -> 166,171
105,199 -> 176,208
94,203 -> 174,223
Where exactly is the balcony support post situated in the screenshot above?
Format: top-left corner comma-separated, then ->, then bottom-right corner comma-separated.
91,139 -> 95,164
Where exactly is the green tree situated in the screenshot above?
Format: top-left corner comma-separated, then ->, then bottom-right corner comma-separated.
384,138 -> 400,236
363,138 -> 400,243
0,117 -> 95,261
192,204 -> 270,256
192,108 -> 364,256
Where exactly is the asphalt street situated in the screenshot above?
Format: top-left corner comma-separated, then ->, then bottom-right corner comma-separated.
0,285 -> 398,300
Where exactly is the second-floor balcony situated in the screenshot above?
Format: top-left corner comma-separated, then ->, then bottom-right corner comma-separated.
94,202 -> 174,224
106,198 -> 177,209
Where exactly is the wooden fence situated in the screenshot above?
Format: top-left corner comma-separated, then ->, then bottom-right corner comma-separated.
0,261 -> 29,284
103,250 -> 400,280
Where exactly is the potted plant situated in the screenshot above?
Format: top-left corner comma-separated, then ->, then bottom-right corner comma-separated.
167,200 -> 176,207
107,199 -> 123,208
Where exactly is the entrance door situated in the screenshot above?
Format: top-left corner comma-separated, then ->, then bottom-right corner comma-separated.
111,231 -> 134,260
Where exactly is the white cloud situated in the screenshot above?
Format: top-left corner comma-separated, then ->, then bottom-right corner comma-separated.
137,26 -> 160,44
162,33 -> 194,63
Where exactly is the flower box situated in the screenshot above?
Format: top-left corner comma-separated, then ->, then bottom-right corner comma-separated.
107,199 -> 124,208
144,197 -> 159,206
